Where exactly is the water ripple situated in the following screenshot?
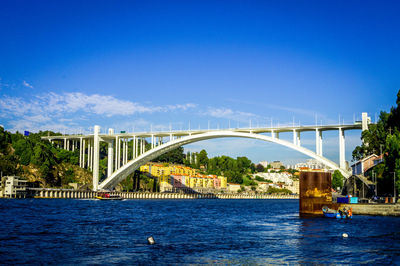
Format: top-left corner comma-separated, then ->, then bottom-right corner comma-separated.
0,199 -> 399,265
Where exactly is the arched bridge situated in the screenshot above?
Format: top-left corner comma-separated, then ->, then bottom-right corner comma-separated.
42,113 -> 371,191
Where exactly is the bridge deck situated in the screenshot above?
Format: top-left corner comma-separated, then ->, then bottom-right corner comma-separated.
41,123 -> 365,140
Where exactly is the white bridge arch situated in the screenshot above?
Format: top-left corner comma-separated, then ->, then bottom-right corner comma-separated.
98,131 -> 351,190
42,112 -> 371,191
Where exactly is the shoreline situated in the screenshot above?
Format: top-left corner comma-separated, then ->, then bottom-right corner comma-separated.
2,188 -> 299,200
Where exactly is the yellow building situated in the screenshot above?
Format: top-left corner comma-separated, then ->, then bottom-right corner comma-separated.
188,176 -> 196,188
139,163 -> 228,191
218,176 -> 227,189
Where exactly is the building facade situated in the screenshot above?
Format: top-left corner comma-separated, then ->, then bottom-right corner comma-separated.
140,163 -> 228,193
1,176 -> 29,198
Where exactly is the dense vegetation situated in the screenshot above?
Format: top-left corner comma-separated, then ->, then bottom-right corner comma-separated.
0,127 -> 88,187
352,89 -> 400,196
182,150 -> 255,184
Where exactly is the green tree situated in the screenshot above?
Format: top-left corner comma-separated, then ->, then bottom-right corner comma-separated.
255,164 -> 265,172
154,147 -> 185,164
382,130 -> 400,196
13,139 -> 33,165
0,126 -> 12,153
197,149 -> 208,168
332,170 -> 344,190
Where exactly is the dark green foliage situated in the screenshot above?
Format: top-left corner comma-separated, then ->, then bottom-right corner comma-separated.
352,111 -> 389,160
0,154 -> 21,176
206,155 -> 253,184
267,187 -> 292,195
382,131 -> 400,195
62,168 -> 76,185
332,170 -> 344,190
13,139 -> 33,165
255,164 -> 264,172
0,127 -> 12,153
154,147 -> 185,164
255,176 -> 273,183
99,158 -> 108,181
242,175 -> 257,186
0,127 -> 82,186
352,89 -> 400,196
198,149 -> 208,168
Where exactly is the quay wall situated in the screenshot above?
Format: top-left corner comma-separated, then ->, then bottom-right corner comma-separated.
343,203 -> 400,217
9,188 -> 299,200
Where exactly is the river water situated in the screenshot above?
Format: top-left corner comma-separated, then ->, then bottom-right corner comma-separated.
0,199 -> 399,265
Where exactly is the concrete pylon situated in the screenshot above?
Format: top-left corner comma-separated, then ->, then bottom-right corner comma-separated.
93,125 -> 100,191
362,112 -> 370,131
339,128 -> 346,169
108,129 -> 114,178
315,129 -> 323,156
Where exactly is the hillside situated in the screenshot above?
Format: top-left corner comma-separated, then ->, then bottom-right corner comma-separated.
0,127 -> 92,188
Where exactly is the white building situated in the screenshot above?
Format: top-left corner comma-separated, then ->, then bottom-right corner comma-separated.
258,161 -> 269,168
2,176 -> 28,198
253,172 -> 293,185
295,159 -> 327,170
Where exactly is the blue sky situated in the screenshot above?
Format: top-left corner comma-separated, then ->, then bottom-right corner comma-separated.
0,0 -> 399,166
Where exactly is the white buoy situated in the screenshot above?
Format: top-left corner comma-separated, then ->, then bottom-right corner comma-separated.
342,233 -> 348,238
147,236 -> 156,245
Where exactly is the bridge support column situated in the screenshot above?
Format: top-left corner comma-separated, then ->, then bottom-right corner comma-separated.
91,140 -> 94,170
88,140 -> 92,170
118,137 -> 121,169
122,138 -> 126,165
296,131 -> 301,146
114,136 -> 119,170
79,137 -> 83,167
82,139 -> 86,168
339,128 -> 346,169
64,138 -> 67,149
135,137 -> 139,158
108,129 -> 114,177
125,139 -> 128,163
362,112 -> 369,131
151,135 -> 155,149
271,130 -> 276,139
93,125 -> 100,191
315,129 -> 323,156
133,136 -> 136,159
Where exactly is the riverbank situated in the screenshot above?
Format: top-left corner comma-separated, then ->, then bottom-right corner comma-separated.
4,188 -> 299,200
343,203 -> 400,217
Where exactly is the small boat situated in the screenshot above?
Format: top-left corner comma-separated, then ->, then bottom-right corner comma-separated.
322,206 -> 352,219
96,192 -> 123,200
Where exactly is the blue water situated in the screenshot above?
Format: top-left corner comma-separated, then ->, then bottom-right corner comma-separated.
0,199 -> 399,265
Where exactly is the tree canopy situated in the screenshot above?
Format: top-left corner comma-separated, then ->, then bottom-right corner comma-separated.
0,128 -> 87,187
352,89 -> 400,196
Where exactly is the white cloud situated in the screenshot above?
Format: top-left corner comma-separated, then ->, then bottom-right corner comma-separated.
23,80 -> 33,89
0,92 -> 197,132
0,92 -> 196,117
165,103 -> 198,111
204,107 -> 258,123
226,98 -> 337,124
